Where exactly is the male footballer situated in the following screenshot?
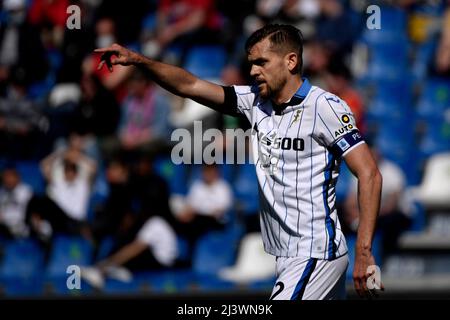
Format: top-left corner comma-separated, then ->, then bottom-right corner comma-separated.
96,24 -> 383,300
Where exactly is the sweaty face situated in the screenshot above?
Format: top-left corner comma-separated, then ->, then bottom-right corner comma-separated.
248,38 -> 288,99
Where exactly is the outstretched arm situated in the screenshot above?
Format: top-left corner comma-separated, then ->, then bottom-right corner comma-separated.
95,44 -> 227,110
344,143 -> 383,298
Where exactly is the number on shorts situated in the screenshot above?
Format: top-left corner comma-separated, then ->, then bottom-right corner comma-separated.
269,281 -> 285,300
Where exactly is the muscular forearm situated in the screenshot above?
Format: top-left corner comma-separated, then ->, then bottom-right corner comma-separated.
134,55 -> 198,98
96,44 -> 225,108
356,171 -> 382,252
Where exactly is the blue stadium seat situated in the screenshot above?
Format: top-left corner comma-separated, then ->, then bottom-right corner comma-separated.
46,235 -> 93,278
234,162 -> 259,215
374,126 -> 421,185
0,239 -> 45,296
194,273 -> 236,291
102,277 -> 144,295
169,163 -> 189,195
418,122 -> 450,159
335,162 -> 353,203
360,6 -> 408,46
15,160 -> 46,195
44,236 -> 94,295
95,236 -> 116,262
184,46 -> 226,79
192,226 -> 243,275
416,77 -> 450,121
412,40 -> 437,83
143,270 -> 193,293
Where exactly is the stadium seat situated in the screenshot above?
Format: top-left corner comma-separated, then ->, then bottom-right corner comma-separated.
44,235 -> 94,295
411,40 -> 437,83
102,277 -> 144,295
194,273 -> 236,291
218,232 -> 275,284
416,77 -> 450,121
46,235 -> 93,278
418,118 -> 450,169
360,6 -> 408,46
15,160 -> 46,195
413,152 -> 450,208
192,226 -> 242,275
234,163 -> 259,215
184,46 -> 226,79
143,270 -> 194,293
335,162 -> 353,203
0,239 -> 45,296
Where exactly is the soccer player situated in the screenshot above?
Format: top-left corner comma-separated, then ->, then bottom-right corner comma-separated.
95,24 -> 383,300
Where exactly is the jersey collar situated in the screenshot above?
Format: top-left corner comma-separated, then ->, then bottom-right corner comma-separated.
272,78 -> 312,115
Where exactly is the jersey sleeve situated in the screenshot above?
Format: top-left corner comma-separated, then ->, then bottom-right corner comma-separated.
313,94 -> 365,158
232,85 -> 258,123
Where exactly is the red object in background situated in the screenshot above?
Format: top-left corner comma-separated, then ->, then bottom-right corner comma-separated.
28,0 -> 70,27
159,0 -> 222,30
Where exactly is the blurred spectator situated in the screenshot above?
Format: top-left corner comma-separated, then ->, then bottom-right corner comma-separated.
0,166 -> 32,239
343,147 -> 412,258
114,69 -> 171,158
81,155 -> 179,289
72,74 -> 121,148
315,0 -> 359,56
83,17 -> 132,102
303,40 -> 332,88
255,0 -> 319,40
130,154 -> 173,225
91,158 -> 134,244
26,144 -> 96,242
324,58 -> 366,134
141,0 -> 222,61
435,6 -> 450,75
0,71 -> 48,159
81,211 -> 179,289
0,0 -> 49,92
28,0 -> 69,49
174,164 -> 233,263
96,0 -> 151,46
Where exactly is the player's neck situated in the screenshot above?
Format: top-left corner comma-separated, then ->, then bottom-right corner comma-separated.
272,77 -> 303,105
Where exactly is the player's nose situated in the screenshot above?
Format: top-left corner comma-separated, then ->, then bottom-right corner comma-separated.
250,65 -> 260,78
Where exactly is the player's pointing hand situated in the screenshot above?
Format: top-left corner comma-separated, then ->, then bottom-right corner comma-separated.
94,43 -> 141,72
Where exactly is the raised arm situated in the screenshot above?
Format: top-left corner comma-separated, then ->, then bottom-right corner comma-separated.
95,44 -> 227,110
343,143 -> 383,298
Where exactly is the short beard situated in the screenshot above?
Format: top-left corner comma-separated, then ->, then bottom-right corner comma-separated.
264,76 -> 286,100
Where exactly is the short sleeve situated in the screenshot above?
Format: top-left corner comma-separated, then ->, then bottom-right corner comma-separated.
314,94 -> 365,158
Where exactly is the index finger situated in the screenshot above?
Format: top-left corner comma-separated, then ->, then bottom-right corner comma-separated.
94,46 -> 118,54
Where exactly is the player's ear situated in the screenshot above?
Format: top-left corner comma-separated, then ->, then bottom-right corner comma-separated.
285,52 -> 298,73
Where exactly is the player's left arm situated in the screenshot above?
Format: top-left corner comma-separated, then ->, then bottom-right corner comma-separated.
314,94 -> 383,297
344,144 -> 383,298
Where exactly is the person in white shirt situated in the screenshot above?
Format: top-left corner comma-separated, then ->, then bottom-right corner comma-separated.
26,147 -> 96,242
0,166 -> 32,239
80,214 -> 179,289
174,164 -> 233,264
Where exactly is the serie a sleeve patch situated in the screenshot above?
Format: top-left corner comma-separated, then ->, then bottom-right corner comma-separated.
329,129 -> 365,158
